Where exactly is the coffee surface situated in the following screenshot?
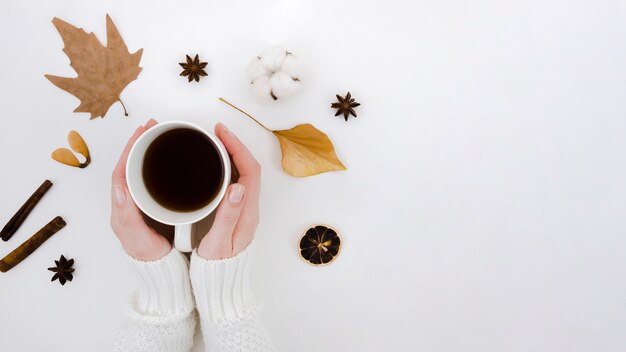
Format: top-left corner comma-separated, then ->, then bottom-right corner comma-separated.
142,128 -> 224,212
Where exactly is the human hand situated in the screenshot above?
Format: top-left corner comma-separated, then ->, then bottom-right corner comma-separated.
110,119 -> 172,261
197,123 -> 261,259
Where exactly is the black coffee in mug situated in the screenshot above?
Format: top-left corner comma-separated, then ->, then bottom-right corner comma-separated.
142,128 -> 224,212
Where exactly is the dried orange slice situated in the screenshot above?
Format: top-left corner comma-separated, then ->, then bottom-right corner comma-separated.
299,225 -> 341,266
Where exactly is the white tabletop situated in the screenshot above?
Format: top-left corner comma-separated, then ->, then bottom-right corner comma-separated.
1,1 -> 626,351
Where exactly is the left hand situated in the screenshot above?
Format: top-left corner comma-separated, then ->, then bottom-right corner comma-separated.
196,123 -> 261,259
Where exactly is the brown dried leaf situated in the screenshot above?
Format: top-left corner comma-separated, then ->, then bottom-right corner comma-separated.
273,124 -> 346,177
68,130 -> 90,159
51,148 -> 80,167
45,15 -> 143,119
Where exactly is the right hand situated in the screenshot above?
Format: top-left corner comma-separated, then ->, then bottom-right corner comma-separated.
110,119 -> 172,261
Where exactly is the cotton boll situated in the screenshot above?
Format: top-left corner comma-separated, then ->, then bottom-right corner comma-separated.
246,58 -> 270,82
270,71 -> 301,99
251,76 -> 274,102
246,45 -> 303,103
280,53 -> 302,79
260,45 -> 287,72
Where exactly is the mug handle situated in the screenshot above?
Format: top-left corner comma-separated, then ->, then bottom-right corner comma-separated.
174,223 -> 193,252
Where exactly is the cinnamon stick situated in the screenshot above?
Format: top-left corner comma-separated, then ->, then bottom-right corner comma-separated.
0,216 -> 66,273
1,180 -> 53,241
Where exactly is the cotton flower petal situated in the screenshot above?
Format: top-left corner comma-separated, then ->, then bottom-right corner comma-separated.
270,71 -> 301,99
247,57 -> 270,82
260,45 -> 287,72
280,53 -> 302,79
251,76 -> 275,102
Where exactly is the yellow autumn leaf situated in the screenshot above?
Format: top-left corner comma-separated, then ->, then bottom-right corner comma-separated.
219,98 -> 347,177
51,148 -> 81,167
273,124 -> 346,177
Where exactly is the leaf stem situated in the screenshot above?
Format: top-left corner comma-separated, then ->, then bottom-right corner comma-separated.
119,99 -> 129,116
219,98 -> 271,132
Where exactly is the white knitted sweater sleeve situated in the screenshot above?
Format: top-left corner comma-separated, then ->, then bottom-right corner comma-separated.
114,249 -> 196,352
190,238 -> 277,352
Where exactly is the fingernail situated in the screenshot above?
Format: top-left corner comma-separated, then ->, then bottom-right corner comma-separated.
229,184 -> 245,204
220,123 -> 230,134
112,184 -> 126,206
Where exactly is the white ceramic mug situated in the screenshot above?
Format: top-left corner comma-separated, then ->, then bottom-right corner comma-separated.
126,121 -> 231,252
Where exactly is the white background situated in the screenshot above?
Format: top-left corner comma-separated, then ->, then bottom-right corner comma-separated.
1,0 -> 625,351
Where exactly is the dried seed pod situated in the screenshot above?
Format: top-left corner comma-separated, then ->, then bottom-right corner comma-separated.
68,130 -> 90,160
179,54 -> 208,82
48,255 -> 75,285
331,92 -> 360,121
51,148 -> 81,167
51,131 -> 91,168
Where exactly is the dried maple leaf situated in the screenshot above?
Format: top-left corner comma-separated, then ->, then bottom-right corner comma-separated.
45,15 -> 143,119
219,98 -> 346,177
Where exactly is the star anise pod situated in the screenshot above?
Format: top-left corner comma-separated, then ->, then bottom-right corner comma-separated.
331,92 -> 360,121
48,255 -> 74,285
179,54 -> 208,82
